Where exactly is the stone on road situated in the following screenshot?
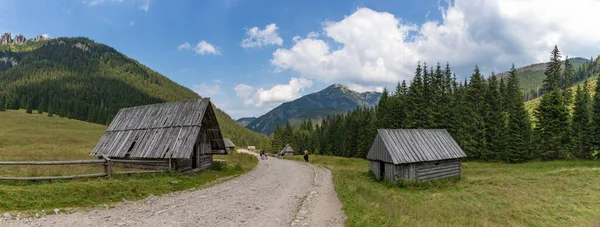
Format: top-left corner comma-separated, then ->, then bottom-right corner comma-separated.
4,149 -> 346,227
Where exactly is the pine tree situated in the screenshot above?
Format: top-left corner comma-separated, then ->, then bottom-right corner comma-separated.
535,46 -> 571,160
407,62 -> 425,128
26,98 -> 33,114
47,104 -> 53,117
483,73 -> 504,161
376,88 -> 392,129
571,80 -> 592,159
0,95 -> 6,111
463,66 -> 487,159
504,64 -> 533,163
592,78 -> 600,156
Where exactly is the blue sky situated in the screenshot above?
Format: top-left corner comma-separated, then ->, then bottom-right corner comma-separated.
1,0 -> 600,119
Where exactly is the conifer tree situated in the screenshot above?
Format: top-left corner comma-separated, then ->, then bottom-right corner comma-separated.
463,66 -> 487,159
26,99 -> 33,114
376,88 -> 392,129
571,80 -> 592,159
592,78 -> 600,156
535,46 -> 571,160
504,64 -> 533,163
484,73 -> 504,161
47,104 -> 53,117
407,63 -> 425,128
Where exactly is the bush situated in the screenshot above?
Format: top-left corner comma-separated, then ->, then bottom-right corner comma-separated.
234,163 -> 242,171
211,161 -> 226,171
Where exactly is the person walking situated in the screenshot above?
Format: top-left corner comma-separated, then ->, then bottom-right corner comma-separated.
303,150 -> 309,162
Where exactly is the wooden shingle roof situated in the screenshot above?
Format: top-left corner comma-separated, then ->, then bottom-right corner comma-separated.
223,138 -> 235,148
282,144 -> 294,153
90,99 -> 225,159
367,129 -> 467,164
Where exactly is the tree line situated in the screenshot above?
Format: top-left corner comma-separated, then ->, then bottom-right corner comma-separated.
268,46 -> 600,162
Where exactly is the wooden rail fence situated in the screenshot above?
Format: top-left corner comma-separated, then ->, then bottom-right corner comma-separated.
0,156 -> 172,181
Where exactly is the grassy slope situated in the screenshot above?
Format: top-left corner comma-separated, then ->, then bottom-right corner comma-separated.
0,110 -> 258,211
524,77 -> 597,116
289,155 -> 600,226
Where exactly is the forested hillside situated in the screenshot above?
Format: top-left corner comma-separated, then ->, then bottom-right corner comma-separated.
0,35 -> 267,146
497,57 -> 593,100
270,50 -> 600,163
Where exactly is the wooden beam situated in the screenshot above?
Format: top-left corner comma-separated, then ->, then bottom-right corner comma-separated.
0,173 -> 108,181
0,160 -> 105,165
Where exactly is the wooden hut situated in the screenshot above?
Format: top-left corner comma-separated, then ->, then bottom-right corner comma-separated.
281,144 -> 294,156
223,138 -> 235,151
367,129 -> 467,182
90,99 -> 226,172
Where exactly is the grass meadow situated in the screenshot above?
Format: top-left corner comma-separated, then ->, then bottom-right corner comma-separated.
290,155 -> 600,227
0,110 -> 257,212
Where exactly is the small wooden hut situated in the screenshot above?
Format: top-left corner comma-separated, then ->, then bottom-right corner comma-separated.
367,129 -> 467,182
281,144 -> 294,156
90,99 -> 226,172
223,138 -> 235,151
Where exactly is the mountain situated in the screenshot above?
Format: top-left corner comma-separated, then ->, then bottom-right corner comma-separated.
236,117 -> 256,127
497,57 -> 590,100
0,33 -> 267,146
246,84 -> 382,135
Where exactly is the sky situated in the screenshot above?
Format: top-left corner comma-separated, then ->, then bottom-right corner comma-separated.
1,0 -> 600,119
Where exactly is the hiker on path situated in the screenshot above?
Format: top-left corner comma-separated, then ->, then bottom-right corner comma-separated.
259,149 -> 266,160
280,150 -> 285,159
303,150 -> 309,162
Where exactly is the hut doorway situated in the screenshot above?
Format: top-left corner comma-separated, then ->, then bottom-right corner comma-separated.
192,144 -> 198,169
379,161 -> 385,180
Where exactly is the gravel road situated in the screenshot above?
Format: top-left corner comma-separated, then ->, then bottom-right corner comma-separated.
3,150 -> 346,227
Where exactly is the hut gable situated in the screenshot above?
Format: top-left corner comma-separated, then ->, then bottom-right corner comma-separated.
367,129 -> 467,164
282,144 -> 294,153
90,99 -> 225,159
223,138 -> 235,149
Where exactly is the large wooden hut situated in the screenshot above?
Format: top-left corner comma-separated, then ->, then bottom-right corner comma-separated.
90,99 -> 226,172
223,138 -> 235,151
367,129 -> 467,182
281,144 -> 294,156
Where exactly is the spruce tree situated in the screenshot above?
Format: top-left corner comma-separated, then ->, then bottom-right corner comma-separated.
592,78 -> 600,156
407,62 -> 425,128
463,66 -> 487,159
571,80 -> 592,159
504,64 -> 533,163
376,88 -> 392,129
484,73 -> 504,161
535,46 -> 571,160
26,99 -> 33,114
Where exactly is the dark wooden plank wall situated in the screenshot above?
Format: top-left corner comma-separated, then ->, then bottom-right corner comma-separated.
370,161 -> 381,180
366,134 -> 394,163
416,159 -> 461,181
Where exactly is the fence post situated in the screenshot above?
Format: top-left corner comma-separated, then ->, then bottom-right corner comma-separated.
102,155 -> 112,178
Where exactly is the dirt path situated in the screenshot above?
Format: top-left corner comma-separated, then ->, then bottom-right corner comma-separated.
3,150 -> 346,227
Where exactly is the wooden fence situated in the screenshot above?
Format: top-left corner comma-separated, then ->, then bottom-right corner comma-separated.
0,156 -> 172,181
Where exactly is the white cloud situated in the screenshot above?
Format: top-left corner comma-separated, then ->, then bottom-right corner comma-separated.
347,84 -> 384,93
241,23 -> 284,48
195,41 -> 220,55
139,0 -> 150,12
192,83 -> 221,97
177,42 -> 191,50
84,0 -> 149,12
235,78 -> 313,107
41,34 -> 50,38
178,41 -> 220,55
235,84 -> 255,106
271,1 -> 600,88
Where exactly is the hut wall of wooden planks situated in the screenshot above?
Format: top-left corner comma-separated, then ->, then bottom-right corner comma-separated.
90,98 -> 226,173
367,129 -> 467,182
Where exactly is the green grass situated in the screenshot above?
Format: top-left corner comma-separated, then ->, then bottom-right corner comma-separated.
289,155 -> 600,226
0,110 -> 258,212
